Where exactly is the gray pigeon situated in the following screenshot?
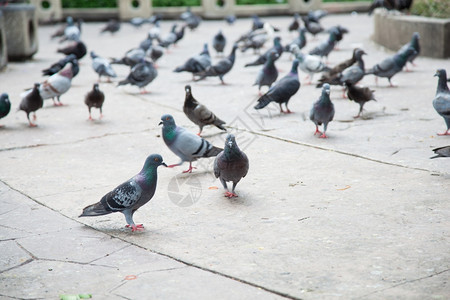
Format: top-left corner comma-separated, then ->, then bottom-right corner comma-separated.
85,83 -> 105,120
195,44 -> 238,84
302,16 -> 324,38
309,31 -> 337,60
291,44 -> 329,84
214,134 -> 249,198
0,93 -> 11,126
344,81 -> 376,118
183,85 -> 226,135
365,47 -> 416,86
79,154 -> 166,232
111,48 -> 146,67
117,60 -> 158,94
254,59 -> 300,114
148,21 -> 161,40
91,51 -> 117,82
100,19 -> 121,34
245,37 -> 282,67
57,40 -> 87,60
173,43 -> 211,79
212,30 -> 226,56
432,69 -> 450,136
398,32 -> 420,70
288,13 -> 300,32
60,16 -> 80,43
158,24 -> 177,48
159,114 -> 222,173
338,49 -> 367,96
310,83 -> 335,138
253,50 -> 279,94
430,146 -> 450,159
285,27 -> 307,53
19,83 -> 43,127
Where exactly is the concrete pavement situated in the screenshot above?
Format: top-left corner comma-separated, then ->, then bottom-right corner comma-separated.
0,13 -> 449,299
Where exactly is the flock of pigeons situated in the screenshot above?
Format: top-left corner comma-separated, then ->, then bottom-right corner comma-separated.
1,7 -> 449,232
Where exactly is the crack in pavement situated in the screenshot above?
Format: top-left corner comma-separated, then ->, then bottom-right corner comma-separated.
356,268 -> 450,298
0,293 -> 44,300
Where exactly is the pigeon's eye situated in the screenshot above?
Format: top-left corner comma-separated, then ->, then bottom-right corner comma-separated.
166,117 -> 170,120
154,158 -> 159,162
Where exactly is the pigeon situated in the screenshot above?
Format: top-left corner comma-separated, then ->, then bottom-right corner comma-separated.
214,134 -> 249,198
91,51 -> 117,82
338,49 -> 367,89
291,45 -> 329,84
117,59 -> 158,94
85,83 -> 105,120
183,85 -> 226,135
365,47 -> 416,86
60,16 -> 80,43
307,9 -> 328,22
57,40 -> 87,60
111,48 -> 145,67
42,54 -> 77,76
186,14 -> 201,31
398,32 -> 420,70
430,146 -> 450,159
195,44 -> 238,84
146,42 -> 164,65
148,21 -> 161,40
18,83 -> 43,127
253,50 -> 279,94
100,19 -> 121,34
139,34 -> 153,51
310,83 -> 335,138
212,30 -> 226,56
79,154 -> 166,232
254,59 -> 300,114
309,31 -> 337,60
368,0 -> 413,15
288,13 -> 300,32
344,81 -> 376,118
159,114 -> 222,173
225,14 -> 236,25
251,15 -> 264,31
285,27 -> 307,53
129,17 -> 148,28
245,37 -> 282,68
174,24 -> 187,45
327,25 -> 348,47
180,6 -> 192,21
0,93 -> 11,126
432,69 -> 450,136
173,43 -> 211,79
237,22 -> 275,54
158,24 -> 177,49
51,23 -> 67,39
302,16 -> 324,38
317,48 -> 362,87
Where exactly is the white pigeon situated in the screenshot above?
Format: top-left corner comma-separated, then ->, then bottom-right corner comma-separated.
90,51 -> 117,82
291,44 -> 329,84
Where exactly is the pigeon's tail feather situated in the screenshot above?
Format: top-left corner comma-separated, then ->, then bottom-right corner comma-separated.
204,146 -> 223,158
254,94 -> 274,110
213,118 -> 227,131
364,69 -> 374,75
245,61 -> 258,67
117,78 -> 130,86
173,66 -> 186,73
79,202 -> 111,217
110,58 -> 124,65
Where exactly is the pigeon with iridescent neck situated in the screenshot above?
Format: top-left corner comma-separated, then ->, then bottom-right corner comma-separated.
0,93 -> 11,126
310,83 -> 334,138
79,154 -> 166,232
253,50 -> 279,94
214,134 -> 249,198
432,69 -> 450,136
159,114 -> 222,173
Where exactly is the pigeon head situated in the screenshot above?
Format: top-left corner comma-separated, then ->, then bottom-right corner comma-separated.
185,85 -> 192,95
355,49 -> 367,58
201,43 -> 209,55
66,16 -> 74,25
90,51 -> 97,59
225,134 -> 236,149
322,83 -> 331,96
33,83 -> 40,89
268,50 -> 279,61
93,83 -> 100,91
0,93 -> 9,102
434,69 -> 446,78
142,154 -> 167,170
159,114 -> 176,127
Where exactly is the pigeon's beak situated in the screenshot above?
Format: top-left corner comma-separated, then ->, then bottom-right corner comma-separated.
162,162 -> 167,167
227,141 -> 233,148
158,121 -> 163,125
326,90 -> 330,95
434,71 -> 439,77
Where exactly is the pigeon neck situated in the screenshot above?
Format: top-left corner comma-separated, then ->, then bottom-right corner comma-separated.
289,63 -> 299,75
184,93 -> 197,108
321,91 -> 331,103
437,73 -> 449,93
162,124 -> 177,143
356,56 -> 365,70
224,144 -> 242,159
228,47 -> 237,63
138,166 -> 158,187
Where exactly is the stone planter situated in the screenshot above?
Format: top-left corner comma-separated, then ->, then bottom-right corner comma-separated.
0,4 -> 39,61
0,11 -> 7,70
372,9 -> 450,58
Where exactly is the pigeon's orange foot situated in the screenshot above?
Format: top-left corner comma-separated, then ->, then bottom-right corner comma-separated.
126,224 -> 144,232
314,129 -> 322,136
437,131 -> 450,136
224,191 -> 238,198
29,122 -> 38,127
182,166 -> 197,173
319,133 -> 328,138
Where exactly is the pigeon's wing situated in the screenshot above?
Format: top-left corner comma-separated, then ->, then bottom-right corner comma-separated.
213,155 -> 222,178
101,179 -> 143,212
130,63 -> 151,81
266,76 -> 300,100
375,57 -> 395,72
193,104 -> 217,124
433,94 -> 450,116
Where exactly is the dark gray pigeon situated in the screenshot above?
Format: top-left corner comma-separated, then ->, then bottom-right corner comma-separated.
285,27 -> 307,53
0,93 -> 11,126
225,14 -> 236,25
111,47 -> 146,67
195,44 -> 238,84
42,54 -> 77,76
214,134 -> 249,198
212,30 -> 226,56
398,32 -> 420,70
432,69 -> 450,136
302,16 -> 324,38
57,40 -> 87,60
139,34 -> 153,51
79,154 -> 166,232
117,59 -> 158,94
254,59 -> 300,113
100,19 -> 120,34
310,83 -> 335,138
174,25 -> 187,45
430,146 -> 450,159
160,114 -> 222,173
245,37 -> 282,67
183,85 -> 226,135
365,47 -> 416,86
173,43 -> 211,79
186,14 -> 201,31
288,13 -> 300,32
19,83 -> 43,127
344,81 -> 376,118
338,49 -> 367,94
85,83 -> 105,120
158,24 -> 177,48
91,51 -> 117,82
309,31 -> 337,60
253,50 -> 279,94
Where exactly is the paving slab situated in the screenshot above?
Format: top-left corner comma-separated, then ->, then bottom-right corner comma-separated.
0,13 -> 449,300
